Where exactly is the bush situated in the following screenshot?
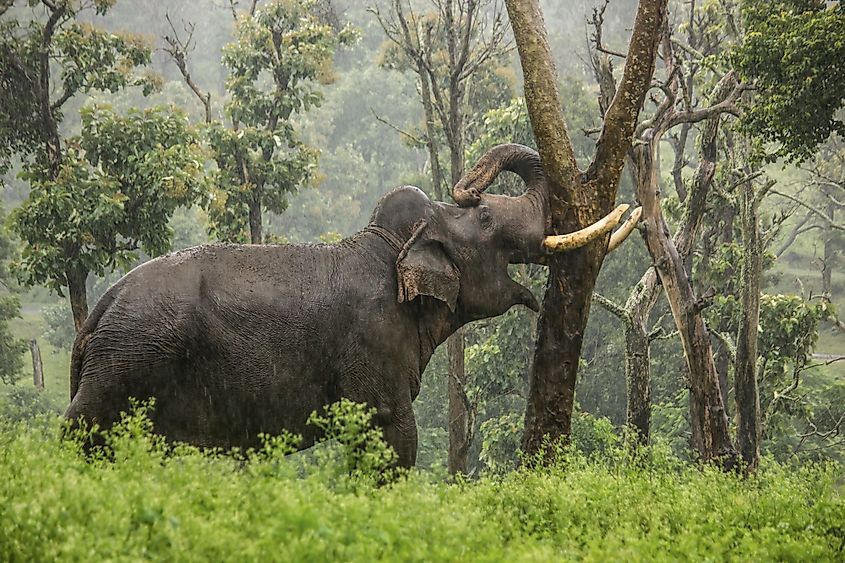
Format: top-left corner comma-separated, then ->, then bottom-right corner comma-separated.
0,385 -> 62,423
1,404 -> 843,561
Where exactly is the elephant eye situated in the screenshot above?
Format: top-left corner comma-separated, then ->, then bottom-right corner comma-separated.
478,206 -> 494,231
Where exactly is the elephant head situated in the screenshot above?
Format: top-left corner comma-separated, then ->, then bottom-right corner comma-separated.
372,143 -> 640,323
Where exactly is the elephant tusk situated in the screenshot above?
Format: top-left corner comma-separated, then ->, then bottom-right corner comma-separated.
542,204 -> 629,252
607,206 -> 642,252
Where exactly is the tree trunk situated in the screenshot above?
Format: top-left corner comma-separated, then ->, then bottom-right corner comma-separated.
420,70 -> 445,202
624,269 -> 660,443
447,328 -> 468,474
248,196 -> 262,244
30,339 -> 44,391
822,199 -> 835,296
734,176 -> 761,470
66,266 -> 89,332
507,0 -> 667,460
636,142 -> 737,465
446,116 -> 469,474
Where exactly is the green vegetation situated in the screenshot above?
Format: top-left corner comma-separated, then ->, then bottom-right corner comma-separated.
0,0 -> 844,556
0,405 -> 842,561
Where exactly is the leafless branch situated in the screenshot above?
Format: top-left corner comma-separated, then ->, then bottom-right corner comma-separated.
648,326 -> 679,342
589,0 -> 627,58
769,189 -> 845,231
370,108 -> 425,146
592,292 -> 632,324
163,13 -> 212,123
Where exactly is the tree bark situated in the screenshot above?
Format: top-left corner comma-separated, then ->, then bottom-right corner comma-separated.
446,108 -> 469,475
624,269 -> 660,442
447,329 -> 468,474
734,175 -> 762,470
821,199 -> 836,296
66,266 -> 89,332
635,141 -> 736,465
420,70 -> 445,202
248,195 -> 262,244
507,0 -> 667,459
30,339 -> 44,391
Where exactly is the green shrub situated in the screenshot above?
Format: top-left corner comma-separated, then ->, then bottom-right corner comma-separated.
0,406 -> 843,561
0,384 -> 62,423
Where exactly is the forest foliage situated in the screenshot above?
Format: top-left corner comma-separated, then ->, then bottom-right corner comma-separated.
1,406 -> 843,561
0,1 -> 844,552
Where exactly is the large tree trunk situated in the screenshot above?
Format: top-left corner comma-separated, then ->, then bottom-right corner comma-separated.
66,266 -> 89,332
734,176 -> 762,470
506,0 -> 667,459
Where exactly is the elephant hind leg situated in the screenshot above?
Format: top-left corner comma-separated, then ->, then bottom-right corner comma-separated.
62,380 -> 126,453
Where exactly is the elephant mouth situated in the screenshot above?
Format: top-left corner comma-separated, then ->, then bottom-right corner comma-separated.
499,264 -> 540,313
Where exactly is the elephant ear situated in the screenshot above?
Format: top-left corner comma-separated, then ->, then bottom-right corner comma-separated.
397,235 -> 460,312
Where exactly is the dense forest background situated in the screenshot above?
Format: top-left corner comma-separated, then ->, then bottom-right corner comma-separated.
1,0 -> 843,475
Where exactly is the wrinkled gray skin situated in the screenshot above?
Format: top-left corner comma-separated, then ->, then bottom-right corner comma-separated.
65,144 -> 550,467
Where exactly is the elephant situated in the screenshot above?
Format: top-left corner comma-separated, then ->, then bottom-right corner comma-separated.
64,144 -> 639,467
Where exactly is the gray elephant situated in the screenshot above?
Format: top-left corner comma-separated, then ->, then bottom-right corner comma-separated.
64,144 -> 638,467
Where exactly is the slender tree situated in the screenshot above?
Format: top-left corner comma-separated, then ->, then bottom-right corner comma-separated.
0,0 -> 167,329
165,0 -> 357,243
12,106 -> 207,330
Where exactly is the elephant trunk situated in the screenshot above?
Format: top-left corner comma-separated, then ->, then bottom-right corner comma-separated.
452,144 -> 550,215
454,144 -> 642,256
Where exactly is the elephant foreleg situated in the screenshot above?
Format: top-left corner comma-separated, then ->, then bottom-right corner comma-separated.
379,403 -> 418,468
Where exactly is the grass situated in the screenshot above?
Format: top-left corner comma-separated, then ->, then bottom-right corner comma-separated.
0,411 -> 843,562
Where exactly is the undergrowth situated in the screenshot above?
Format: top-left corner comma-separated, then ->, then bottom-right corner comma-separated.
0,400 -> 843,561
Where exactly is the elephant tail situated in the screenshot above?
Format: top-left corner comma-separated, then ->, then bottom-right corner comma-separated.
69,282 -> 123,399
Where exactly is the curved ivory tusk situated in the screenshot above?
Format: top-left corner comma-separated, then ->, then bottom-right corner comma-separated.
607,206 -> 642,252
542,204 -> 629,252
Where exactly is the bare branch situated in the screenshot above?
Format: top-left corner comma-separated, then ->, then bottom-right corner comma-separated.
592,292 -> 632,324
769,189 -> 845,231
648,326 -> 679,342
163,14 -> 212,123
589,0 -> 627,58
370,108 -> 425,146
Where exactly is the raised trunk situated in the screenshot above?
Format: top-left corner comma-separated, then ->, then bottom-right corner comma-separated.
66,266 -> 89,332
734,176 -> 761,471
248,195 -> 262,244
30,339 -> 44,391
